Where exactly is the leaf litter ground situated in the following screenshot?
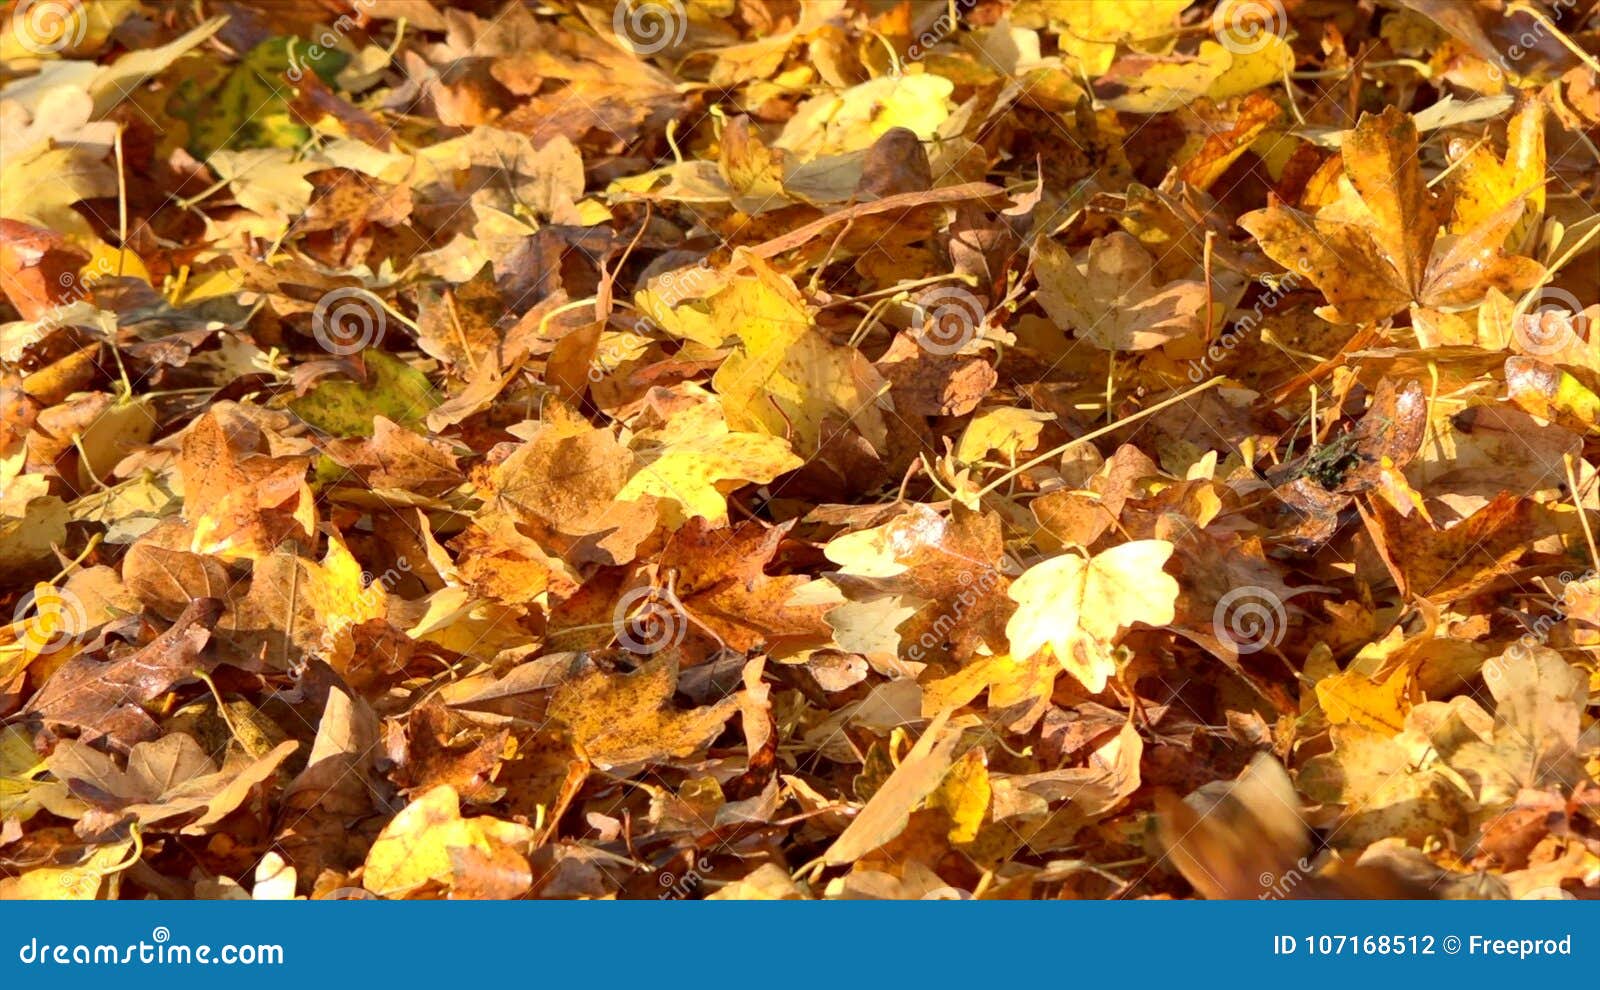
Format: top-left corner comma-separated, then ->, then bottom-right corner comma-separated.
1,0 -> 1599,901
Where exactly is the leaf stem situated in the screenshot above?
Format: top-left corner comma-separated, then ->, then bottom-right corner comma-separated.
976,376 -> 1228,497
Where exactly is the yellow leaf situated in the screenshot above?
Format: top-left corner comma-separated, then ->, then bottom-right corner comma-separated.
1033,233 -> 1209,351
1239,107 -> 1541,325
1011,0 -> 1188,76
956,407 -> 1053,465
1316,667 -> 1411,733
1101,38 -> 1291,114
0,725 -> 46,822
821,709 -> 965,865
363,785 -> 534,898
1207,34 -> 1295,102
929,747 -> 990,844
1006,540 -> 1178,692
547,656 -> 742,769
711,261 -> 888,454
616,387 -> 801,526
1505,356 -> 1600,432
1450,99 -> 1545,244
0,841 -> 133,900
775,75 -> 953,160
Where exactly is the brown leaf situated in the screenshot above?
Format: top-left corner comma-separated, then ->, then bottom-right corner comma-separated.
26,598 -> 225,749
1359,491 -> 1535,601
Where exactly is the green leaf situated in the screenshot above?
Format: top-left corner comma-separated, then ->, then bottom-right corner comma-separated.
289,351 -> 439,438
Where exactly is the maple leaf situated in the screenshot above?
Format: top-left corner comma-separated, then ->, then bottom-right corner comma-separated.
1033,232 -> 1212,351
25,597 -> 225,750
1005,540 -> 1179,693
477,406 -> 659,566
1239,106 -> 1543,325
708,261 -> 890,455
363,785 -> 535,899
824,503 -> 1013,663
546,655 -> 742,769
616,388 -> 803,527
654,518 -> 832,653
